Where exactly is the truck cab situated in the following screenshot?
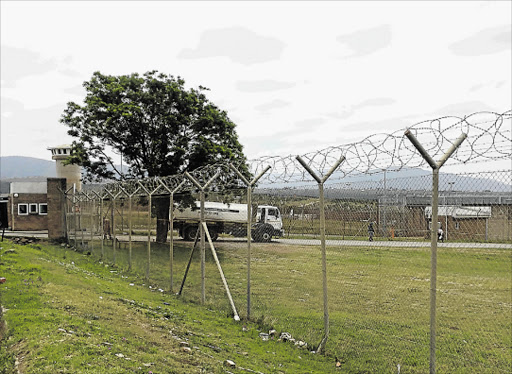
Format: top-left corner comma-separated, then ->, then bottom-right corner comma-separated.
254,205 -> 284,242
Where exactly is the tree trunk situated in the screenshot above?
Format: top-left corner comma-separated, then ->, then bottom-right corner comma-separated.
155,196 -> 170,243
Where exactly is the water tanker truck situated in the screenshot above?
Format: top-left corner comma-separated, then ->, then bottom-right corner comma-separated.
174,201 -> 283,242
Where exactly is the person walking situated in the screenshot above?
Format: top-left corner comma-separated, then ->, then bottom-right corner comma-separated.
368,222 -> 375,242
438,226 -> 444,242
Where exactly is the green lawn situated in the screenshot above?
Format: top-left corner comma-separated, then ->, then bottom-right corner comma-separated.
89,237 -> 512,373
2,238 -> 510,373
0,241 -> 337,373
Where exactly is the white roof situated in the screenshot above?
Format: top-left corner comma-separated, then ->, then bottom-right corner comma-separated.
425,206 -> 491,218
47,144 -> 72,150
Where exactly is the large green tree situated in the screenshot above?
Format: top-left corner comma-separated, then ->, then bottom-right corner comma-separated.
61,71 -> 248,242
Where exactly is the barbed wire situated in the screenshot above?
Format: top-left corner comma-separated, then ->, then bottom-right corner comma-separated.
82,110 -> 511,197
246,110 -> 511,184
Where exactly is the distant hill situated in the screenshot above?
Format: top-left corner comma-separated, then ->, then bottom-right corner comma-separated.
0,156 -> 56,179
1,156 -> 509,193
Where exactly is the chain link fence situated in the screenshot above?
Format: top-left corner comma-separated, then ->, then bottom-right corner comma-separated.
64,111 -> 511,373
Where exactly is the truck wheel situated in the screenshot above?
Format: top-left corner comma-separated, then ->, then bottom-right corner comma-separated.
261,228 -> 272,242
253,224 -> 272,242
184,226 -> 197,241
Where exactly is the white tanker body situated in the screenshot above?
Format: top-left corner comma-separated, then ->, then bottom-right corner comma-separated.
174,201 -> 283,242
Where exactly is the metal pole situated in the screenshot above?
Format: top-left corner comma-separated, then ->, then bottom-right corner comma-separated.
296,155 -> 345,354
430,168 -> 439,374
229,163 -> 271,319
318,181 -> 329,350
203,222 -> 240,321
112,196 -> 116,264
383,169 -> 387,238
158,179 -> 186,293
185,171 -> 220,305
404,129 -> 466,374
100,197 -> 104,259
128,195 -> 133,271
246,185 -> 252,316
169,193 -> 174,291
178,228 -> 200,296
200,190 -> 205,304
90,194 -> 95,253
147,193 -> 151,280
73,185 -> 77,247
80,194 -> 84,248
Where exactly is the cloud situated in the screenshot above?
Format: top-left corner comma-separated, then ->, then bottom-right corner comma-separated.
1,45 -> 59,87
469,80 -> 507,92
1,98 -> 70,158
63,84 -> 86,97
336,25 -> 392,57
254,99 -> 291,113
177,27 -> 286,65
326,97 -> 396,120
236,80 -> 296,92
430,101 -> 499,117
449,25 -> 511,56
293,117 -> 328,129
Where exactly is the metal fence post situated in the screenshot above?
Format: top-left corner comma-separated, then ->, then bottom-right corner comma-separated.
230,163 -> 271,319
185,171 -> 220,305
296,155 -> 345,354
405,130 -> 467,374
159,179 -> 186,293
100,196 -> 104,259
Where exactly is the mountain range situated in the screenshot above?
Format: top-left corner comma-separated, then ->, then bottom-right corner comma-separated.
1,156 -> 510,193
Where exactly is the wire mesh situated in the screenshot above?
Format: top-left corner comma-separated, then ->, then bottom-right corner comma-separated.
64,110 -> 511,373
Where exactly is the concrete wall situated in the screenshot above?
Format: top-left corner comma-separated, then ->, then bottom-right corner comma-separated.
10,182 -> 47,194
47,178 -> 67,240
56,161 -> 81,192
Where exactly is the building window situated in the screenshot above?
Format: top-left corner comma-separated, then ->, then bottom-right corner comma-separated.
29,203 -> 38,214
18,204 -> 28,215
39,203 -> 48,215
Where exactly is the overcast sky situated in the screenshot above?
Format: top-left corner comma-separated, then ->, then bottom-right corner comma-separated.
1,1 -> 511,165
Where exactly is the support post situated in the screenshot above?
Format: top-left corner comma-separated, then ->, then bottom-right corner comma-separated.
185,171 -> 220,305
159,179 -> 186,292
104,189 -> 122,265
100,196 -> 104,259
178,227 -> 200,296
405,130 -> 466,374
203,222 -> 240,321
137,182 -> 160,280
230,164 -> 271,319
90,190 -> 103,256
296,155 -> 345,354
73,184 -> 77,247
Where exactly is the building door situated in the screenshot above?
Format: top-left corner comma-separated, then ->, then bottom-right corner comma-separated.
0,202 -> 8,228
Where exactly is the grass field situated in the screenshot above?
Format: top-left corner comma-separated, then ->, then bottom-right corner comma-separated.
85,236 -> 511,373
2,237 -> 510,373
0,241 -> 337,373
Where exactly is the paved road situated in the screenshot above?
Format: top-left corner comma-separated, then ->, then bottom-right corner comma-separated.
3,230 -> 511,249
272,238 -> 512,249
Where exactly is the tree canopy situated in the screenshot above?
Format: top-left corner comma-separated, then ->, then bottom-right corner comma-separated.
61,70 -> 248,182
61,71 -> 250,242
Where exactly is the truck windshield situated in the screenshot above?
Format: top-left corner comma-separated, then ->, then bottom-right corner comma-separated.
267,208 -> 279,217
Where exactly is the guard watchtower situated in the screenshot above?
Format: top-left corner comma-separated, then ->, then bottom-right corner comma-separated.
48,144 -> 81,192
